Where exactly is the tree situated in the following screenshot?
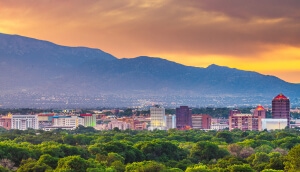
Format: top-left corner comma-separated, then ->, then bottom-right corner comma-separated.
0,159 -> 15,171
185,164 -> 211,172
251,152 -> 270,171
125,161 -> 166,172
110,161 -> 125,172
190,141 -> 229,163
216,131 -> 234,143
239,147 -> 255,159
0,166 -> 10,172
284,144 -> 300,171
55,155 -> 89,172
261,170 -> 284,172
134,140 -> 187,162
37,154 -> 59,169
228,164 -> 255,172
17,158 -> 52,172
255,144 -> 273,154
228,144 -> 243,157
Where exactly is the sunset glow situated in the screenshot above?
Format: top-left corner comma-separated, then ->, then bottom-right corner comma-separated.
1,0 -> 300,83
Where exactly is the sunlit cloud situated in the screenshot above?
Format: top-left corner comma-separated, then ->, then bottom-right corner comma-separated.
0,0 -> 300,83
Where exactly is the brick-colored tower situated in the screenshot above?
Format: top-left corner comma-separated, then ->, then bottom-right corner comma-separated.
176,106 -> 192,130
272,93 -> 290,128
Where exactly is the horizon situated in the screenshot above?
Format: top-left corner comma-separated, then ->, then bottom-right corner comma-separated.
1,1 -> 300,83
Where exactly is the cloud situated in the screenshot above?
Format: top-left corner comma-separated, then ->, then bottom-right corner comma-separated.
1,0 -> 300,82
1,0 -> 300,57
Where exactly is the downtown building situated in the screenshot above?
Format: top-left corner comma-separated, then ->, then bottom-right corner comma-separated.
272,93 -> 290,128
229,105 -> 266,131
11,114 -> 39,130
47,115 -> 84,130
80,113 -> 96,127
0,113 -> 12,130
191,114 -> 212,129
165,114 -> 176,130
149,105 -> 166,130
176,106 -> 192,130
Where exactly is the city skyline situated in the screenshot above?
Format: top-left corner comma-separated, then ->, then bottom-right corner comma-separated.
1,1 -> 300,83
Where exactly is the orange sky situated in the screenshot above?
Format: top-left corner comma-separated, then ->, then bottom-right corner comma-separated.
1,0 -> 300,83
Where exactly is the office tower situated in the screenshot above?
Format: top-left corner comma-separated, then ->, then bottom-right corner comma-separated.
149,105 -> 166,130
272,93 -> 290,128
176,106 -> 192,130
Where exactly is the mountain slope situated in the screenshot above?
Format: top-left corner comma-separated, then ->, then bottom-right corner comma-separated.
0,33 -> 299,107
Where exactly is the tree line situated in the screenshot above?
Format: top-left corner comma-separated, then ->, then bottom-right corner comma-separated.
0,126 -> 300,171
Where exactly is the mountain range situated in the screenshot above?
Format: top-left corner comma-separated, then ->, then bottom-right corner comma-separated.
0,33 -> 300,108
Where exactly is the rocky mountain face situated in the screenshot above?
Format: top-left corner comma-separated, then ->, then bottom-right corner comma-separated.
1,33 -> 300,108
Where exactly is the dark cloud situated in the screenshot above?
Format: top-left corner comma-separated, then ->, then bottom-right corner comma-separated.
1,0 -> 300,57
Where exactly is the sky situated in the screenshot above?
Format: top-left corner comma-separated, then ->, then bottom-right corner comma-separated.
1,0 -> 300,83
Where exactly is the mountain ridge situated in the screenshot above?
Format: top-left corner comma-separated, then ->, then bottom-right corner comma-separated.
0,32 -> 299,108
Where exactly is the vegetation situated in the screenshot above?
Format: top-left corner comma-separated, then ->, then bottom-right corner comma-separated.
0,126 -> 300,171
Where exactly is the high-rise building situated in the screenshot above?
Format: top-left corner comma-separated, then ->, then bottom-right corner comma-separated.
11,114 -> 38,130
149,105 -> 166,130
176,106 -> 192,130
272,93 -> 290,128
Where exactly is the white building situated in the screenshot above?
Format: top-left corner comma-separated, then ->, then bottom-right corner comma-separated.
80,114 -> 96,127
52,116 -> 84,129
261,118 -> 288,130
149,105 -> 166,130
165,114 -> 176,130
107,120 -> 130,130
11,115 -> 38,130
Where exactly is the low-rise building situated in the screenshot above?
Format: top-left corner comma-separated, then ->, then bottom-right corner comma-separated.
261,118 -> 288,130
80,113 -> 96,127
192,114 -> 211,129
211,118 -> 229,130
107,120 -> 130,130
52,116 -> 84,129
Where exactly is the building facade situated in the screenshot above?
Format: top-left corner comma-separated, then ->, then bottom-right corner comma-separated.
272,93 -> 290,128
261,119 -> 288,130
80,114 -> 96,127
37,113 -> 55,129
107,120 -> 130,130
192,114 -> 211,129
176,106 -> 192,130
0,115 -> 12,130
211,118 -> 229,130
11,115 -> 38,130
165,114 -> 176,130
149,105 -> 166,130
52,116 -> 84,129
229,105 -> 266,131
